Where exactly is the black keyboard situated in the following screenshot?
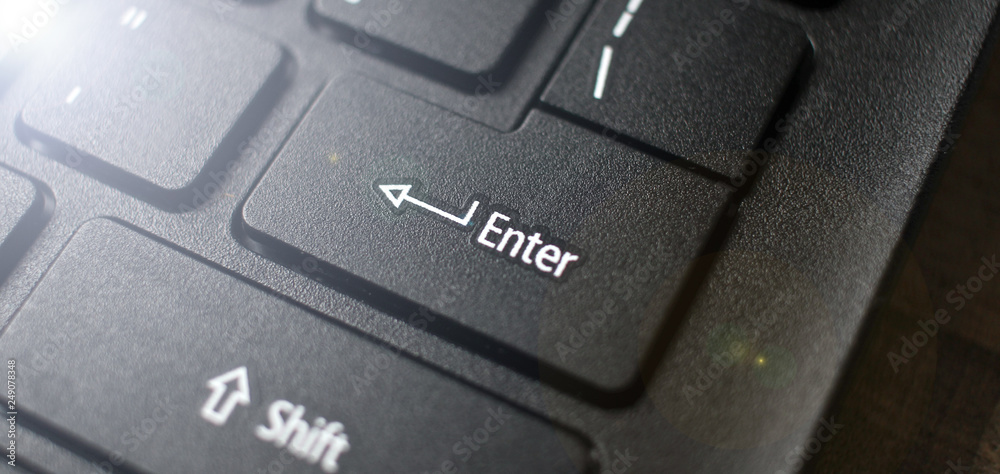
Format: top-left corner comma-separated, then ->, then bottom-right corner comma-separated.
0,0 -> 996,472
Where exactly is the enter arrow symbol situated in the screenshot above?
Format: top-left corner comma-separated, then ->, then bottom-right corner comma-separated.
378,183 -> 480,226
200,366 -> 251,427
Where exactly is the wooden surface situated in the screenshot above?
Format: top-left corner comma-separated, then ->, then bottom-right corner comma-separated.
808,36 -> 1000,474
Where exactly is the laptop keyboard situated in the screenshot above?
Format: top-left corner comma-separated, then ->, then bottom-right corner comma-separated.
5,0 -> 796,471
0,0 -> 991,472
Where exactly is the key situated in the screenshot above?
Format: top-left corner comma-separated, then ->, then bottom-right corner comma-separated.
15,0 -> 287,211
240,76 -> 730,393
15,425 -> 99,474
0,168 -> 51,284
1,219 -> 593,473
1,0 -> 79,95
542,0 -> 809,174
311,0 -> 545,88
782,0 -> 839,7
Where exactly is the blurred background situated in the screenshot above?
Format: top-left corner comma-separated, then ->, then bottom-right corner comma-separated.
810,35 -> 1000,474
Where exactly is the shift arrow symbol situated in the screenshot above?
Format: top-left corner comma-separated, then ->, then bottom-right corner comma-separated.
200,366 -> 251,427
378,183 -> 479,226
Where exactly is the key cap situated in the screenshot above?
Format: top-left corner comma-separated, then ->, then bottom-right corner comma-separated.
0,168 -> 52,284
15,425 -> 98,474
542,0 -> 809,175
311,0 -> 544,88
15,0 -> 288,211
782,0 -> 839,7
240,76 -> 730,394
1,219 -> 593,473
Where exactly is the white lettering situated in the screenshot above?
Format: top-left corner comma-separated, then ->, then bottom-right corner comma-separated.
255,400 -> 350,473
473,211 -> 582,279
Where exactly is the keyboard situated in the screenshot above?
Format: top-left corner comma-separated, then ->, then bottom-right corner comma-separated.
0,0 -> 996,472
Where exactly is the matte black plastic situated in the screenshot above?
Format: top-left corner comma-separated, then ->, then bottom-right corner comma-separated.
241,76 -> 730,393
0,167 -> 51,285
15,0 -> 288,211
0,0 -> 995,472
0,219 -> 594,473
312,0 -> 547,89
543,0 -> 810,175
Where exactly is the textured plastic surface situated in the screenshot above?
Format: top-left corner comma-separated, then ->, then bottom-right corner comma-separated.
16,0 -> 286,210
0,219 -> 594,473
313,0 -> 543,79
0,167 -> 50,285
0,0 -> 994,472
543,0 -> 809,174
241,76 -> 730,392
307,0 -> 594,130
0,169 -> 34,243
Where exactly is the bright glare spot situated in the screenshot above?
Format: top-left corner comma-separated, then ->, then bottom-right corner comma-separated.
1,0 -> 74,59
1,0 -> 44,56
329,153 -> 340,163
0,1 -> 41,32
756,356 -> 766,366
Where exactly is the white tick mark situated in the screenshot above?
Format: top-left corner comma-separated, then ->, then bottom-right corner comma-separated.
129,9 -> 147,29
120,6 -> 137,25
65,86 -> 81,104
612,12 -> 633,37
594,45 -> 613,99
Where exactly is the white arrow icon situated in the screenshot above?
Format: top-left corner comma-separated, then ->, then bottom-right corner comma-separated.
378,183 -> 479,226
200,366 -> 251,427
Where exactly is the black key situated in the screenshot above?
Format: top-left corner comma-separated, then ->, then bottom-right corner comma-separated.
1,0 -> 77,97
542,0 -> 809,174
0,168 -> 52,284
15,425 -> 97,474
0,169 -> 36,245
1,219 -> 593,473
240,76 -> 729,394
15,0 -> 288,211
781,0 -> 839,7
311,0 -> 544,88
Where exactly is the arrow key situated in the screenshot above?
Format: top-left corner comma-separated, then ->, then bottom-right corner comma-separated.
200,366 -> 252,426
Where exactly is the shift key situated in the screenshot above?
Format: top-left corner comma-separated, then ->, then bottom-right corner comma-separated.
1,219 -> 593,473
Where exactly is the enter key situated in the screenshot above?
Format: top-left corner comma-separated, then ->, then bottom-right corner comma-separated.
240,76 -> 731,400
